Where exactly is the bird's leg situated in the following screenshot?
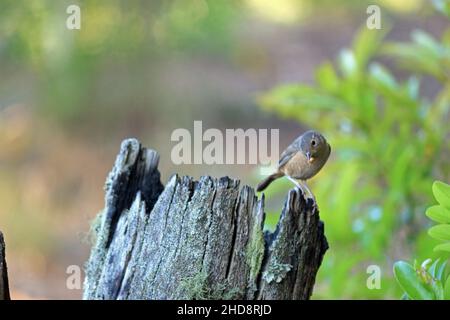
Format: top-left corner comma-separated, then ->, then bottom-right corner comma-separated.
287,176 -> 318,207
286,176 -> 306,196
299,181 -> 313,200
302,180 -> 318,208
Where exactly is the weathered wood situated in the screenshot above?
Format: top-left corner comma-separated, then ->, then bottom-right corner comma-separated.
84,138 -> 328,300
0,231 -> 10,300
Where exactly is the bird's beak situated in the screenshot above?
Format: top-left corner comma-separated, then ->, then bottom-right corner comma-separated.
306,152 -> 314,163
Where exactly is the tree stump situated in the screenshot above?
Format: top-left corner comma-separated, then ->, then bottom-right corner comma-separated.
0,231 -> 10,300
83,139 -> 328,300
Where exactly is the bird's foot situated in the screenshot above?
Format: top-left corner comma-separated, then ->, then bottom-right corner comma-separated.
301,182 -> 318,211
293,186 -> 315,206
287,177 -> 318,211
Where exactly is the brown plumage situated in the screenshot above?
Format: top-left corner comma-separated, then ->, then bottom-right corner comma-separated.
256,130 -> 331,195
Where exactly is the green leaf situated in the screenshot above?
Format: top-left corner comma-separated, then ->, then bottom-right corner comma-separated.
433,242 -> 450,253
381,42 -> 445,81
353,26 -> 387,68
428,259 -> 448,283
444,275 -> 450,299
428,259 -> 440,278
426,205 -> 450,224
433,181 -> 450,210
431,280 -> 445,300
411,30 -> 442,55
369,63 -> 398,90
428,225 -> 450,241
436,260 -> 448,281
338,49 -> 357,77
421,259 -> 433,277
316,62 -> 339,93
401,293 -> 410,300
259,85 -> 345,112
406,76 -> 420,99
393,261 -> 435,300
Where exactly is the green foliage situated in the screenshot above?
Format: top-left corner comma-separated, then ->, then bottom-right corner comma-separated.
382,29 -> 450,82
394,260 -> 435,300
258,5 -> 450,298
393,181 -> 449,299
0,0 -> 240,123
394,258 -> 450,300
381,0 -> 450,83
427,181 -> 450,253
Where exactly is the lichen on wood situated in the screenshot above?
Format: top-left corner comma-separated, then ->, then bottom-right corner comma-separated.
83,138 -> 328,300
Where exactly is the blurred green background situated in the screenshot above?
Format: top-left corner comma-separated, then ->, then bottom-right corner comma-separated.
0,0 -> 448,299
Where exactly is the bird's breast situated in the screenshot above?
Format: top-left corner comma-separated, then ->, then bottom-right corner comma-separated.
281,149 -> 330,180
280,151 -> 314,180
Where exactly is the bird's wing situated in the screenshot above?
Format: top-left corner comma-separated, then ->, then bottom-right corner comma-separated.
278,142 -> 300,168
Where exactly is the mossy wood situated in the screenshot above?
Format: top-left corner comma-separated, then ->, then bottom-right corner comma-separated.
83,139 -> 328,300
0,231 -> 10,300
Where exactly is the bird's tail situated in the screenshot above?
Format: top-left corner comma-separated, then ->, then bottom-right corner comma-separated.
256,172 -> 284,192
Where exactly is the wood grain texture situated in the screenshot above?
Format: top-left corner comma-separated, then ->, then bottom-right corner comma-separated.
83,138 -> 328,300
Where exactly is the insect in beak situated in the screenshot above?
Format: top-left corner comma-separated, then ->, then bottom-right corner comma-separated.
306,152 -> 314,163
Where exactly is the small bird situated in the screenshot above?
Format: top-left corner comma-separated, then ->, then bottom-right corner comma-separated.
256,130 -> 331,200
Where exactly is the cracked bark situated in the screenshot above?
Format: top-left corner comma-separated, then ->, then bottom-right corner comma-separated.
0,231 -> 10,300
83,138 -> 328,300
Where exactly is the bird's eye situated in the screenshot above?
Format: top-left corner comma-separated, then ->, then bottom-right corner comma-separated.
311,140 -> 316,146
